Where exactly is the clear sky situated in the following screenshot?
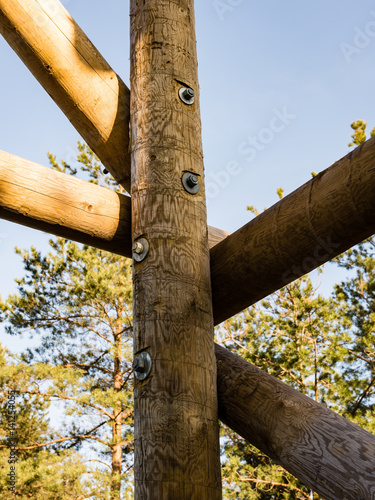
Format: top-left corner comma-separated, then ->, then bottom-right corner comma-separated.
1,0 -> 374,349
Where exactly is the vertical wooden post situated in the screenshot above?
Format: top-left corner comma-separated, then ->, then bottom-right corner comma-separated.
130,0 -> 222,498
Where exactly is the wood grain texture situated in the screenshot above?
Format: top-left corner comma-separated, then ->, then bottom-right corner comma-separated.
0,0 -> 131,191
130,0 -> 222,497
0,150 -> 132,256
216,344 -> 375,500
211,135 -> 375,324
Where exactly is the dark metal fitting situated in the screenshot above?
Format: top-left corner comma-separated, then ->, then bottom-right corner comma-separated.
182,172 -> 200,195
132,238 -> 149,263
179,87 -> 195,105
133,352 -> 152,381
186,174 -> 199,188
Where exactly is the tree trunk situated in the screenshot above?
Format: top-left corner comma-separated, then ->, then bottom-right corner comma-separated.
111,328 -> 123,500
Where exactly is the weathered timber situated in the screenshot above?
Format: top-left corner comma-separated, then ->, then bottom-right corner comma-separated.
130,0 -> 222,498
0,0 -> 131,191
216,344 -> 375,500
0,150 -> 227,254
0,150 -> 132,256
211,135 -> 375,324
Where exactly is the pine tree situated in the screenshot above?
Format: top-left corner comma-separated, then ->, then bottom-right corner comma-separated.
1,127 -> 374,499
333,238 -> 375,434
0,343 -> 91,499
0,145 -> 134,499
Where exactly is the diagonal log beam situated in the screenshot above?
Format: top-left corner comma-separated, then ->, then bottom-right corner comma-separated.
216,344 -> 375,500
0,0 -> 131,191
211,136 -> 375,324
0,151 -> 228,254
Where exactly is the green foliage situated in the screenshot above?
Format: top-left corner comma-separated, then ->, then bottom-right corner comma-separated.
333,238 -> 375,433
0,345 -> 91,499
48,141 -> 125,193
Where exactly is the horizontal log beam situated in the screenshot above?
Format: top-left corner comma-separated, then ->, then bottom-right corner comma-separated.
0,151 -> 228,254
2,135 -> 375,326
2,134 -> 375,324
0,150 -> 132,255
211,136 -> 375,324
0,0 -> 131,191
215,344 -> 375,500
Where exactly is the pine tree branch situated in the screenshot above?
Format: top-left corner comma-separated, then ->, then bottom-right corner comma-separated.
82,459 -> 112,470
118,439 -> 132,448
62,361 -> 113,375
120,369 -> 133,390
224,471 -> 312,500
92,349 -> 111,365
350,373 -> 375,416
348,348 -> 374,366
17,432 -> 109,450
16,390 -> 114,418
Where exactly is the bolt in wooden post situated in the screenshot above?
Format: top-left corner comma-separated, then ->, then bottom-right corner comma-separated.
130,0 -> 222,498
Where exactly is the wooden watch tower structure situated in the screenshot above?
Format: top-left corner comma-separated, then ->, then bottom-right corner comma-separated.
1,1 -> 375,498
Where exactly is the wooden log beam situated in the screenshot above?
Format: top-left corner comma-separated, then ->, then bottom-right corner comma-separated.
215,344 -> 375,500
0,151 -> 227,255
0,150 -> 133,256
211,136 -> 375,324
130,0 -> 222,497
0,0 -> 131,191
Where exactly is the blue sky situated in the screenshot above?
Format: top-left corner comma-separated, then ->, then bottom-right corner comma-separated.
1,0 -> 374,349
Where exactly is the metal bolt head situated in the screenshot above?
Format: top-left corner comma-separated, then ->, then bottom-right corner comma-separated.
132,238 -> 149,263
186,174 -> 199,188
133,352 -> 152,381
182,172 -> 200,195
183,88 -> 194,100
132,241 -> 144,255
132,357 -> 146,373
179,87 -> 195,105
